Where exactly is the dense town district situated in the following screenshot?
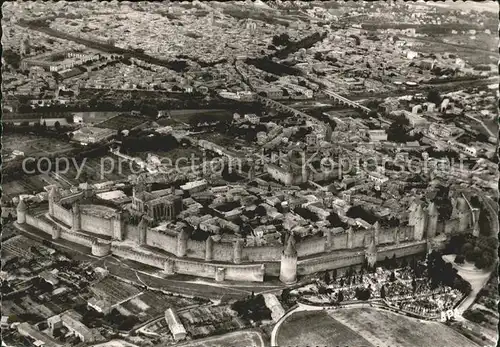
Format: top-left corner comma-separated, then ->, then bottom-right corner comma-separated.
1,1 -> 498,347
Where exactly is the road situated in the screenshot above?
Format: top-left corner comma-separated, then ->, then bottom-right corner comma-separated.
442,254 -> 492,317
462,112 -> 495,138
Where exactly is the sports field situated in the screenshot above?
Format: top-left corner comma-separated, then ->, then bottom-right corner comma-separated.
277,307 -> 479,347
176,330 -> 265,347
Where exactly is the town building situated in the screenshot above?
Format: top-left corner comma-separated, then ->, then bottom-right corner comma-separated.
164,308 -> 187,341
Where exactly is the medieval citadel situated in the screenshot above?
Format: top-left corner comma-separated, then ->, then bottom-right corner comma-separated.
16,182 -> 482,284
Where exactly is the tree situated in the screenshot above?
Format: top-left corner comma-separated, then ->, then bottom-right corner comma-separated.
401,258 -> 408,269
54,121 -> 61,131
337,290 -> 344,302
454,254 -> 465,264
427,88 -> 441,105
478,208 -> 491,236
387,121 -> 409,143
255,205 -> 267,217
272,33 -> 290,47
355,287 -> 371,301
389,271 -> 396,282
281,288 -> 290,303
324,271 -> 330,284
327,212 -> 346,228
332,268 -> 337,281
380,285 -> 386,299
3,49 -> 21,69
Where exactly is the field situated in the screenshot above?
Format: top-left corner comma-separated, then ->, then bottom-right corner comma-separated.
119,290 -> 201,324
331,307 -> 478,347
158,109 -> 233,124
2,155 -> 134,200
3,133 -> 76,158
131,146 -> 204,165
174,330 -> 265,347
178,305 -> 246,338
277,310 -> 374,347
95,114 -> 148,130
90,277 -> 142,306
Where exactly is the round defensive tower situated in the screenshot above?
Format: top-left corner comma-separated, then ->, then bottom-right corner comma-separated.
177,228 -> 189,258
72,202 -> 81,232
138,216 -> 148,246
205,236 -> 214,261
279,233 -> 298,284
91,239 -> 111,257
365,237 -> 377,269
426,202 -> 439,239
48,186 -> 60,217
17,198 -> 27,224
233,239 -> 243,264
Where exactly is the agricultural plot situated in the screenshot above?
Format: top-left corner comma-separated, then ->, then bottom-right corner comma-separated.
277,310 -> 374,347
3,154 -> 134,200
178,305 -> 245,339
176,330 -> 265,347
119,290 -> 200,324
3,134 -> 76,158
331,307 -> 478,347
95,114 -> 148,130
90,277 -> 142,306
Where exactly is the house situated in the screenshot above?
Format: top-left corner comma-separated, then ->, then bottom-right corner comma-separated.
165,308 -> 187,341
263,294 -> 285,322
87,297 -> 112,315
60,310 -> 95,342
180,179 -> 208,194
39,271 -> 59,286
404,111 -> 428,127
368,130 -> 387,142
17,322 -> 62,347
244,113 -> 260,124
440,99 -> 450,112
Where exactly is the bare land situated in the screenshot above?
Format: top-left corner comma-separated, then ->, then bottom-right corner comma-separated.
277,310 -> 374,347
331,307 -> 479,347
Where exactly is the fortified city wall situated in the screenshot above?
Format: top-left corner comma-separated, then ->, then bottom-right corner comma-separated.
16,186 -> 481,283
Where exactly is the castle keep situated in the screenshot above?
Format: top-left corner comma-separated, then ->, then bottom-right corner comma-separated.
16,185 -> 481,284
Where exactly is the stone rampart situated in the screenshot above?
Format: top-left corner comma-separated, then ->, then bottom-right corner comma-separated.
186,239 -> 206,259
296,237 -> 326,257
242,245 -> 281,262
25,214 -> 55,235
53,203 -> 72,226
298,253 -> 364,275
59,192 -> 84,205
146,229 -> 177,254
60,230 -> 94,247
80,213 -> 113,236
